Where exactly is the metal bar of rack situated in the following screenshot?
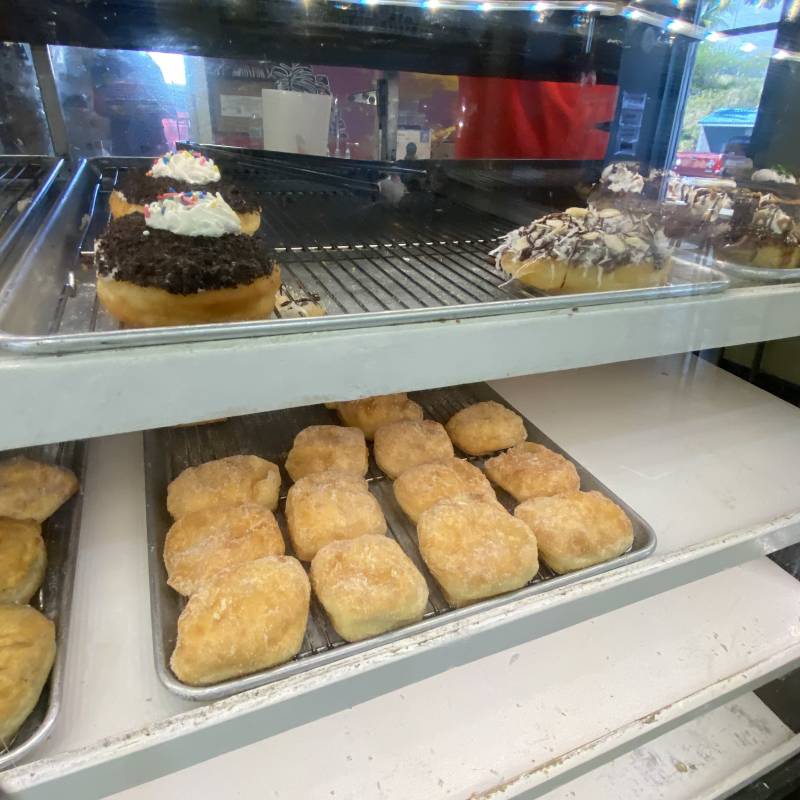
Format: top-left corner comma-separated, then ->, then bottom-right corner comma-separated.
0,156 -> 64,267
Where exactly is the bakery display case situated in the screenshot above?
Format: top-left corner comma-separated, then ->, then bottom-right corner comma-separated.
1,1 -> 800,799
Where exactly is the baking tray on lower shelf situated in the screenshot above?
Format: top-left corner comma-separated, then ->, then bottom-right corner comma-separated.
0,155 -> 728,355
144,382 -> 656,702
0,439 -> 87,770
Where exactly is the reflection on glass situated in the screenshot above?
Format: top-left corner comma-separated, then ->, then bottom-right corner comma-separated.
677,0 -> 780,178
50,46 -> 190,158
0,43 -> 51,155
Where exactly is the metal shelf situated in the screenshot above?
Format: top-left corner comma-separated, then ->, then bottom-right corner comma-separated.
0,284 -> 799,450
3,355 -> 800,799
0,157 -> 725,354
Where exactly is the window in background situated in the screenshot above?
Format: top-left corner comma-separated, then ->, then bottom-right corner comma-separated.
0,43 -> 51,155
676,0 -> 782,177
49,45 -> 196,158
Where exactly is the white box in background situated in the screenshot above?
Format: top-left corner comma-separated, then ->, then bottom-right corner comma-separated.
261,88 -> 332,156
397,128 -> 431,160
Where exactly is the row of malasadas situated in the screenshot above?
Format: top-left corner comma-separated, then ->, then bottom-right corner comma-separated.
162,395 -> 632,687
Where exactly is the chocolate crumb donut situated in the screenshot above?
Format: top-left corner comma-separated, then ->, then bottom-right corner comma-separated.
97,214 -> 276,295
95,195 -> 280,327
110,151 -> 261,235
116,170 -> 259,215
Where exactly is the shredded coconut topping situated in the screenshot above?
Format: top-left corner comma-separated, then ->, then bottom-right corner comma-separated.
490,207 -> 671,278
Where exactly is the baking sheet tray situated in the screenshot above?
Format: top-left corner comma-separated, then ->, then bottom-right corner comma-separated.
0,156 -> 728,354
0,439 -> 87,770
144,383 -> 656,702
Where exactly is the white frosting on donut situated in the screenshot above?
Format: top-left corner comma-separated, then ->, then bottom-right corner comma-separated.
751,168 -> 796,185
147,151 -> 221,184
144,192 -> 241,237
600,162 -> 645,194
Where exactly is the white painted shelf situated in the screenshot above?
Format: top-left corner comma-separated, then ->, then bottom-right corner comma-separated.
20,560 -> 800,800
540,693 -> 800,800
3,355 -> 800,799
1,283 -> 800,449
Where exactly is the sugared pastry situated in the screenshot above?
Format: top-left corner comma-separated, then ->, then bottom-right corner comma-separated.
484,442 -> 580,503
0,457 -> 78,523
110,151 -> 261,234
515,490 -> 633,574
0,519 -> 46,604
716,192 -> 800,268
167,455 -> 281,519
310,535 -> 428,642
285,425 -> 368,483
373,419 -> 454,480
285,471 -> 386,561
336,393 -> 424,440
445,401 -> 526,456
164,504 -> 285,596
392,458 -> 496,524
417,496 -> 538,607
95,197 -> 281,327
0,604 -> 55,742
274,285 -> 326,318
170,556 -> 310,685
490,207 -> 672,293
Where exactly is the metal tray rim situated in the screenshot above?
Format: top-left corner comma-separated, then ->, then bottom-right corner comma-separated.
145,384 -> 656,702
153,536 -> 656,702
0,267 -> 729,355
0,156 -> 65,267
677,247 -> 800,283
0,440 -> 88,770
0,157 -> 728,355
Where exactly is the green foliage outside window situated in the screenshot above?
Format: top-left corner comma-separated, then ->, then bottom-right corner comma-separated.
678,43 -> 771,151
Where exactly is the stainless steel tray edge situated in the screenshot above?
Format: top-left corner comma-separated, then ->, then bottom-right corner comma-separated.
0,156 -> 729,355
0,267 -> 730,355
676,246 -> 800,284
0,158 -> 96,345
144,383 -> 656,702
0,156 -> 65,268
0,439 -> 88,770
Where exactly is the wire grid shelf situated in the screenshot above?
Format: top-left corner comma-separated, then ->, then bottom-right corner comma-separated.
0,160 -> 51,241
56,165 -> 529,336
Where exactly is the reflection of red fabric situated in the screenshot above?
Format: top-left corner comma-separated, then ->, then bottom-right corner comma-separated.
456,78 -> 617,159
